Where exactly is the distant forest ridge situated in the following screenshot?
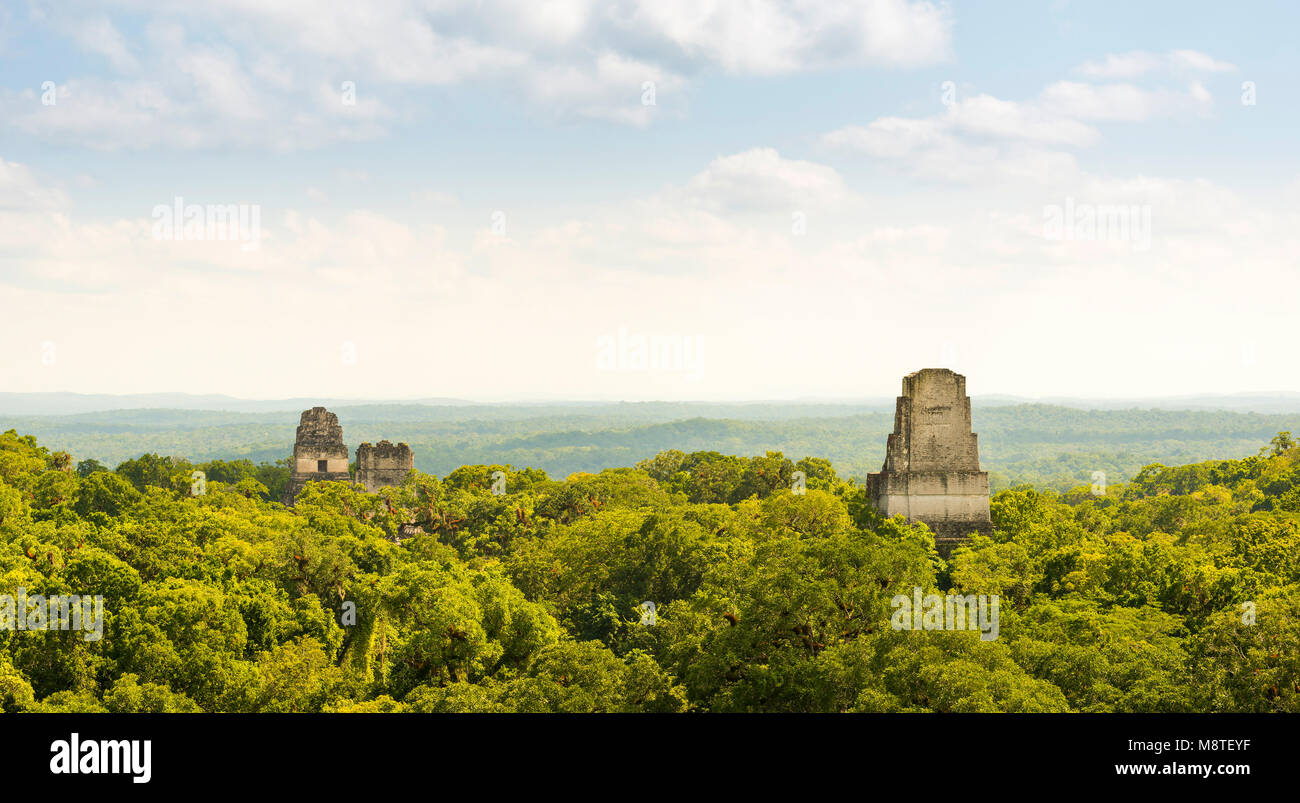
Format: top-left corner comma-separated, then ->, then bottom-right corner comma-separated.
3,401 -> 1299,492
4,390 -> 1300,416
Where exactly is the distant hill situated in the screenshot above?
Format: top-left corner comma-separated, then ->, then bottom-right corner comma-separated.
2,401 -> 1298,492
978,392 -> 1300,414
0,393 -> 476,416
5,390 -> 1300,417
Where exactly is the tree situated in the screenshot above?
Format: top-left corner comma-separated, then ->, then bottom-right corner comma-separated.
1263,431 -> 1295,457
76,459 -> 108,478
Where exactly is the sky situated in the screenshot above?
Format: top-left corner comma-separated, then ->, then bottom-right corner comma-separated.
1,0 -> 1297,402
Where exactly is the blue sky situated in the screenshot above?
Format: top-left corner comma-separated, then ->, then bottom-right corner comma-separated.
1,1 -> 1297,401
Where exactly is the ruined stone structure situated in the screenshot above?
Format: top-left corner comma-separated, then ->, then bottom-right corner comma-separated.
283,407 -> 353,505
356,440 -> 414,493
867,369 -> 992,552
282,408 -> 417,505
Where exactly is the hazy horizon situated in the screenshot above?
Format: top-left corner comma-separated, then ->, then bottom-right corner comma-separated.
6,386 -> 1300,417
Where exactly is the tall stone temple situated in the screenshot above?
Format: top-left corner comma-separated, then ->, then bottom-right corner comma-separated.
282,407 -> 414,505
867,368 -> 992,553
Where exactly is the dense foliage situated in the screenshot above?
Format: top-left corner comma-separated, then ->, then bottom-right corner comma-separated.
2,428 -> 1297,712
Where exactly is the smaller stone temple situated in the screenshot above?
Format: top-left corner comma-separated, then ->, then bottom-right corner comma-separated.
867,368 -> 992,553
283,407 -> 353,505
356,440 -> 414,493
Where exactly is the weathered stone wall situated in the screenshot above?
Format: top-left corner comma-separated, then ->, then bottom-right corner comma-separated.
867,369 -> 992,552
355,440 -> 413,493
283,406 -> 352,505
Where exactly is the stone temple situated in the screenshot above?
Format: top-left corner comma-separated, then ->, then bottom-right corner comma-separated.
284,407 -> 353,505
867,368 -> 992,552
283,407 -> 416,505
356,440 -> 414,493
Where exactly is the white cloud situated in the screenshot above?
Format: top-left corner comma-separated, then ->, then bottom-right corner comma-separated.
1039,80 -> 1213,121
1167,49 -> 1236,74
521,51 -> 686,126
1,0 -> 953,148
678,148 -> 853,212
823,62 -> 1225,183
622,0 -> 952,73
66,16 -> 139,72
948,94 -> 1098,145
1077,49 -> 1236,79
822,97 -> 1090,184
823,116 -> 948,158
823,90 -> 1098,175
0,159 -> 68,210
